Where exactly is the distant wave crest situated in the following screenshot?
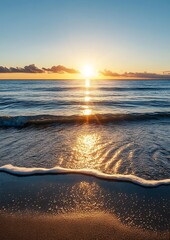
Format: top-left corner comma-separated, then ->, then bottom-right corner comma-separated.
0,112 -> 170,128
0,164 -> 170,187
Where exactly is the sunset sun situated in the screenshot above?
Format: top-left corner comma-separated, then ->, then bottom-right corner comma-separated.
81,65 -> 97,78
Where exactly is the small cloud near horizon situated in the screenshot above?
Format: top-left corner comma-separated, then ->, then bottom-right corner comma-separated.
42,65 -> 79,74
0,64 -> 170,79
0,64 -> 44,73
101,69 -> 170,79
0,64 -> 79,74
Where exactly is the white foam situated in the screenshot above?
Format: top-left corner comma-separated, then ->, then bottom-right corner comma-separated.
0,164 -> 170,187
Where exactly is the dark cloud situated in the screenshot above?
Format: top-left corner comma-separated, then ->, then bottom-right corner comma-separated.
0,66 -> 10,73
0,64 -> 79,74
100,70 -> 120,77
163,71 -> 170,74
43,65 -> 79,74
101,70 -> 170,79
14,64 -> 45,73
1,64 -> 169,78
10,64 -> 44,73
0,64 -> 44,73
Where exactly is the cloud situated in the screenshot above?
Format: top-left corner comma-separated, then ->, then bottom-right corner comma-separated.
100,70 -> 120,77
42,65 -> 79,74
0,64 -> 79,74
163,71 -> 170,74
101,70 -> 170,79
0,64 -> 169,78
0,64 -> 44,73
0,66 -> 10,73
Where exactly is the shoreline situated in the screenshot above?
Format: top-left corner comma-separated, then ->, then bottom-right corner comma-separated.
0,172 -> 169,239
0,165 -> 170,187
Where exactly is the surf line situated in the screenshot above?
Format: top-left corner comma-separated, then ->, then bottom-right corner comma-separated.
0,164 -> 170,188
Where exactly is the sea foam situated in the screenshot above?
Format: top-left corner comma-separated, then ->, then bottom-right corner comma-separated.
0,164 -> 170,187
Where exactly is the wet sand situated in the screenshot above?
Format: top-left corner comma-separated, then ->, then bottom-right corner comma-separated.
0,212 -> 168,240
0,173 -> 169,240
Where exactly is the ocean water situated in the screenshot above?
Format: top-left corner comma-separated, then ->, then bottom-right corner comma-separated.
0,79 -> 170,184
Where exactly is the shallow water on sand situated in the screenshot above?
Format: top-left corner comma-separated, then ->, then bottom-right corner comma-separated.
0,120 -> 170,180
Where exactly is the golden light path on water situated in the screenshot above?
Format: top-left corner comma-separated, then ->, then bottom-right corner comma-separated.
83,78 -> 92,116
73,78 -> 100,169
58,77 -> 122,174
62,77 -> 105,212
68,77 -> 113,172
72,133 -> 101,169
58,77 -> 102,170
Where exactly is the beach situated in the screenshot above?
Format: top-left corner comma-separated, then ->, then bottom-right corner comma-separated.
1,212 -> 168,240
0,172 -> 169,240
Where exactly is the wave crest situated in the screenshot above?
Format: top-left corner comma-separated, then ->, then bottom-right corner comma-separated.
0,164 -> 169,187
0,112 -> 170,128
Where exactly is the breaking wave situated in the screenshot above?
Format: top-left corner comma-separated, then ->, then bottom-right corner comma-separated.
0,164 -> 169,187
0,112 -> 170,128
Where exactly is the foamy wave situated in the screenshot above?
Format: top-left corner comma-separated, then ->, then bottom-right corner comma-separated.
0,164 -> 170,187
0,112 -> 170,128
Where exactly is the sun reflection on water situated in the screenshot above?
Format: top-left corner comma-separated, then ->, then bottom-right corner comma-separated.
85,95 -> 90,102
72,133 -> 100,169
83,78 -> 93,116
80,134 -> 96,150
85,79 -> 90,88
83,108 -> 92,115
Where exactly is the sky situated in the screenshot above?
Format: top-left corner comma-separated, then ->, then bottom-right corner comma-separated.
0,0 -> 170,79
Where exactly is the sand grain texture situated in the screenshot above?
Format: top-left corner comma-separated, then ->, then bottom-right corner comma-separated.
0,212 -> 169,240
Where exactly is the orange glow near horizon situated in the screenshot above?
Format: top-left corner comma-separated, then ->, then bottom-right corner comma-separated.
0,65 -> 167,80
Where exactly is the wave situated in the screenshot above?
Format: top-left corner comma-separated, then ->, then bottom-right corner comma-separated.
32,87 -> 81,92
0,164 -> 169,187
1,86 -> 167,93
31,86 -> 170,92
0,112 -> 170,128
1,97 -> 169,108
97,87 -> 170,92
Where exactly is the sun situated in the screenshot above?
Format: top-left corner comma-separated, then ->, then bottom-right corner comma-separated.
81,65 -> 97,78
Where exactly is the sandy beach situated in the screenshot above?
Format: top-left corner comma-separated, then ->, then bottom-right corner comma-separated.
0,212 -> 169,240
0,172 -> 169,240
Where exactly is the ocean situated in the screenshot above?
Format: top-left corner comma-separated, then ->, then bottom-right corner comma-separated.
0,79 -> 170,184
0,79 -> 170,239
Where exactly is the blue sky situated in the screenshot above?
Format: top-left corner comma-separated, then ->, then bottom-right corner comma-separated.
0,0 -> 170,77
